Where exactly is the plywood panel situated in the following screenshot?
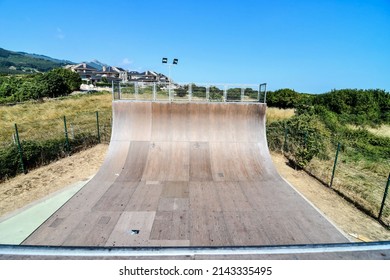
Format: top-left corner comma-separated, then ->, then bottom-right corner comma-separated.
105,211 -> 155,246
189,181 -> 222,212
92,182 -> 138,211
189,142 -> 213,181
115,141 -> 149,182
150,211 -> 190,241
62,211 -> 121,246
189,210 -> 232,246
125,181 -> 163,212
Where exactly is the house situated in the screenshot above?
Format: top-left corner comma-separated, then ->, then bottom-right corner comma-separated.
98,66 -> 128,82
65,63 -> 101,84
66,63 -> 170,85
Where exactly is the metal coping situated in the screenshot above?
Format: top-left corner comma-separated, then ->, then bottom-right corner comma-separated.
1,241 -> 390,257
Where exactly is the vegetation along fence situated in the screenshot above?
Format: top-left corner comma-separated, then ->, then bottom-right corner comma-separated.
267,124 -> 390,228
0,110 -> 112,181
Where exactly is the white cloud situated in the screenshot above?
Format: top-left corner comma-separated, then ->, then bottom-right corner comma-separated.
121,58 -> 133,65
56,28 -> 65,40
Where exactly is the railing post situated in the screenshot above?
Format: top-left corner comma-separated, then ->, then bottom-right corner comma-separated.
111,81 -> 115,99
188,84 -> 192,102
14,123 -> 27,174
63,116 -> 70,153
378,173 -> 390,222
153,82 -> 156,101
259,83 -> 267,103
96,111 -> 101,143
329,142 -> 341,188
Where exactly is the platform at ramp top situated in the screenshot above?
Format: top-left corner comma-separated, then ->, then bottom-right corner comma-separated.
22,101 -> 349,247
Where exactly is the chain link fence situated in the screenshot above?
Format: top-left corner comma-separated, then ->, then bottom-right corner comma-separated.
267,125 -> 390,228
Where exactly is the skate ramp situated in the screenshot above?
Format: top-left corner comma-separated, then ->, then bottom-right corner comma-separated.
23,101 -> 349,246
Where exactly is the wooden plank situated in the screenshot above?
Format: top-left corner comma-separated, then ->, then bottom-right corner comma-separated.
215,182 -> 253,211
62,211 -> 121,246
161,181 -> 189,198
143,142 -> 190,181
125,181 -> 163,212
222,211 -> 271,246
115,141 -> 149,182
189,210 -> 232,246
92,182 -> 138,212
105,211 -> 156,246
22,211 -> 88,245
166,142 -> 190,181
151,102 -> 171,141
188,103 -> 209,142
158,198 -> 189,211
150,211 -> 190,241
189,181 -> 222,212
171,103 -> 189,141
189,142 -> 213,181
112,101 -> 152,141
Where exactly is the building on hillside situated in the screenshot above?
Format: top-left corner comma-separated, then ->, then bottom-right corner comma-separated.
65,63 -> 101,84
65,63 -> 170,85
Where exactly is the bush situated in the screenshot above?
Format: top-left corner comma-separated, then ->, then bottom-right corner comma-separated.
267,113 -> 328,169
0,133 -> 101,181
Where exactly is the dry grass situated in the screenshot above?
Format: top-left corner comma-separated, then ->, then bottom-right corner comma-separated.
266,107 -> 295,123
347,124 -> 390,138
366,125 -> 390,138
0,93 -> 113,143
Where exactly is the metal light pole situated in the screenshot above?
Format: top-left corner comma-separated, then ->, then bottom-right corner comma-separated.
162,57 -> 178,100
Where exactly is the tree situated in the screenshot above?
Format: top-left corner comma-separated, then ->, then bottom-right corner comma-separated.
267,88 -> 299,108
50,68 -> 82,92
39,71 -> 69,98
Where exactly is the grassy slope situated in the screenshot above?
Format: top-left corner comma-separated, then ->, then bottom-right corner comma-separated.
0,93 -> 112,143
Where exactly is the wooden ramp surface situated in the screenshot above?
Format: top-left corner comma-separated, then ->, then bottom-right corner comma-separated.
23,101 -> 348,246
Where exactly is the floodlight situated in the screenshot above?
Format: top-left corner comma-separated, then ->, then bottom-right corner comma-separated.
162,57 -> 168,63
173,58 -> 178,65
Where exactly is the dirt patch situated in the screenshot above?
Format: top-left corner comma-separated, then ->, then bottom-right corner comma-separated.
0,145 -> 389,241
270,152 -> 390,241
0,144 -> 108,217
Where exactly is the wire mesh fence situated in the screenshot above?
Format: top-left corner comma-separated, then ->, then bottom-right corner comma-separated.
267,125 -> 390,227
0,110 -> 112,181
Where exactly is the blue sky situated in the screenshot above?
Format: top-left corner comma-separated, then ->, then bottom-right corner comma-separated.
0,0 -> 389,93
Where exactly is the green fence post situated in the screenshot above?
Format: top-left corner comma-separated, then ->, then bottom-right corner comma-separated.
63,116 -> 70,153
378,173 -> 390,222
14,123 -> 27,174
329,142 -> 341,188
96,111 -> 101,143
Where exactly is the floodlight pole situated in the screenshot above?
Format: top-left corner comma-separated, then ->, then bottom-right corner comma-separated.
162,58 -> 178,101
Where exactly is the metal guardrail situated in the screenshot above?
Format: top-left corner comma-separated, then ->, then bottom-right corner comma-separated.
1,242 -> 390,258
112,82 -> 267,103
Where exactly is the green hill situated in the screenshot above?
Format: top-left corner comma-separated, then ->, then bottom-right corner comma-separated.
0,47 -> 71,74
